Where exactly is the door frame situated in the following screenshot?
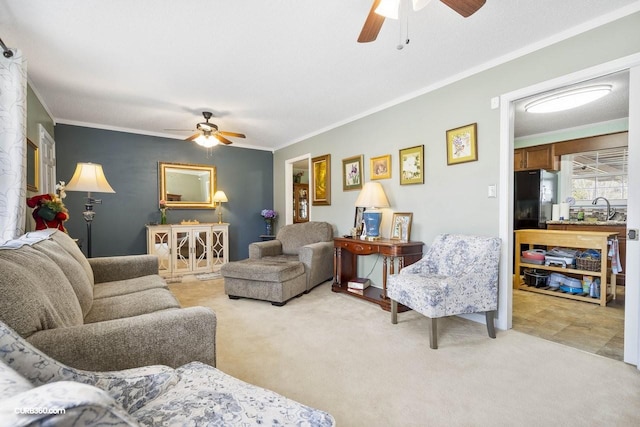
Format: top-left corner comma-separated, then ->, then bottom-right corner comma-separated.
498,53 -> 640,366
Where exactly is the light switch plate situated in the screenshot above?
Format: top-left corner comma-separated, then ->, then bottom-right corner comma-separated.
488,184 -> 497,198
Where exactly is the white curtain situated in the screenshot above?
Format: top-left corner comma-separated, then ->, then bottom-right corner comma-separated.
0,49 -> 27,241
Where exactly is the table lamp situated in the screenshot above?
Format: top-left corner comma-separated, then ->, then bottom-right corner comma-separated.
355,182 -> 389,240
212,190 -> 228,223
64,162 -> 115,257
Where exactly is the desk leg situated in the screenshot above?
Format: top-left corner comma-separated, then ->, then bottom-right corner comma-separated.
380,255 -> 393,299
334,247 -> 342,285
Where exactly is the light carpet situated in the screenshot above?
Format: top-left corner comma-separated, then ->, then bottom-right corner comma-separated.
169,279 -> 640,427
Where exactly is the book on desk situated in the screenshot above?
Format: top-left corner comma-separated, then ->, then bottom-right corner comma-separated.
347,277 -> 371,290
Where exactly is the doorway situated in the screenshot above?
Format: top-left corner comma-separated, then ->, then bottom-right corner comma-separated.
498,55 -> 640,366
511,71 -> 629,361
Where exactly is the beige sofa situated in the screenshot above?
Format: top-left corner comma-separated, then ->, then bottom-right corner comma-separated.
0,229 -> 216,371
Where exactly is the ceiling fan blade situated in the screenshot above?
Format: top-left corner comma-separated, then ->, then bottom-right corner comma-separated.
219,131 -> 246,138
358,0 -> 385,43
185,133 -> 199,141
214,134 -> 233,145
440,0 -> 485,17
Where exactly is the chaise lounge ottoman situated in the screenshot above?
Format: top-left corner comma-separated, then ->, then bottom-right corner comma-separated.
221,259 -> 306,306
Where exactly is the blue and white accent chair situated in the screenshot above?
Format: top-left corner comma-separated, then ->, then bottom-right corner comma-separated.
387,234 -> 501,349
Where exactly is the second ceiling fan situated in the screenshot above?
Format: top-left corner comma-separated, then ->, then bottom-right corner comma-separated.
358,0 -> 486,43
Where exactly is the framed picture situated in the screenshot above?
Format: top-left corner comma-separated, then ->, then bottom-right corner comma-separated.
399,145 -> 424,185
311,154 -> 331,205
370,154 -> 391,180
446,123 -> 478,165
26,138 -> 39,192
342,155 -> 363,191
354,206 -> 366,235
390,212 -> 413,241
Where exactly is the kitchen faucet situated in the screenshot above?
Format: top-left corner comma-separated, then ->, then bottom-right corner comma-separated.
592,197 -> 616,220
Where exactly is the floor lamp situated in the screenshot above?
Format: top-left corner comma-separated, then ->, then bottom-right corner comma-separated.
65,162 -> 115,257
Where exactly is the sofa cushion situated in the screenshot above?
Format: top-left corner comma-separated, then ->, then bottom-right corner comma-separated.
50,229 -> 95,287
84,288 -> 180,324
31,238 -> 94,317
276,221 -> 333,255
221,258 -> 304,282
0,246 -> 84,337
93,275 -> 168,300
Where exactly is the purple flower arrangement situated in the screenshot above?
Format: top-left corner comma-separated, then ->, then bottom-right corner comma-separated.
261,209 -> 277,219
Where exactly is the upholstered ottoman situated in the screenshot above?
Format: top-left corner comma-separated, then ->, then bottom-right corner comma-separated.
221,259 -> 306,306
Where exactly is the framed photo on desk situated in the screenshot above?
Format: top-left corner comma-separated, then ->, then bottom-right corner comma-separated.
390,212 -> 412,241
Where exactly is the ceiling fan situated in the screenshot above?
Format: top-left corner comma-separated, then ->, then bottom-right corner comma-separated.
358,0 -> 486,43
177,111 -> 246,147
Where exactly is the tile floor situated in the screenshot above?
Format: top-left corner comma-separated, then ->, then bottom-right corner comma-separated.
512,285 -> 625,361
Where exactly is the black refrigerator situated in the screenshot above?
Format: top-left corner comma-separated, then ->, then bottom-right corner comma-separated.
514,169 -> 558,230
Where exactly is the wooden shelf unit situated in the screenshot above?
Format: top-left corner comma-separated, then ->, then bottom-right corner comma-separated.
514,229 -> 618,306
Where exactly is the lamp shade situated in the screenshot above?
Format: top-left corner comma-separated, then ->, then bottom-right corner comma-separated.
355,182 -> 389,208
212,190 -> 228,203
65,163 -> 115,193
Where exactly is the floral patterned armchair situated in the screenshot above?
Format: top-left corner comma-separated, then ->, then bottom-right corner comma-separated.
0,320 -> 335,426
387,234 -> 501,349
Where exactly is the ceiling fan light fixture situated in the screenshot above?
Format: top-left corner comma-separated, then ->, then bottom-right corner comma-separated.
375,0 -> 400,19
525,85 -> 612,114
194,134 -> 219,148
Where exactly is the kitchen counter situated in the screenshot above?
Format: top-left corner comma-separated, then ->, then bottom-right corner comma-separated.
546,220 -> 627,226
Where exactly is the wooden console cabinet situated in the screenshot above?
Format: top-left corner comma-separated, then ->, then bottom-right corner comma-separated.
332,237 -> 423,311
514,229 -> 617,306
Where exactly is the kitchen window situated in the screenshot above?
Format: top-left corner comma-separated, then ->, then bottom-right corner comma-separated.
564,147 -> 628,206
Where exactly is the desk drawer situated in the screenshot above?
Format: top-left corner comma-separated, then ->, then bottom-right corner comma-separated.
340,241 -> 376,254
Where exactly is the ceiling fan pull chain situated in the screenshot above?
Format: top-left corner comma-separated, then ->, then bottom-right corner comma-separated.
397,0 -> 410,50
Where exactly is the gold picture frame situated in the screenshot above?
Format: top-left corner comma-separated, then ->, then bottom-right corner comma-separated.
390,212 -> 413,241
399,145 -> 424,185
26,138 -> 39,192
370,154 -> 391,180
446,123 -> 478,165
342,154 -> 363,191
311,154 -> 331,205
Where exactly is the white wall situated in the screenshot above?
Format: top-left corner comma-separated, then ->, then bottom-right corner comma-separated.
273,12 -> 640,329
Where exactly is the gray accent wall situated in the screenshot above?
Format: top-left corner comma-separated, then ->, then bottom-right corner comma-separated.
55,124 -> 273,260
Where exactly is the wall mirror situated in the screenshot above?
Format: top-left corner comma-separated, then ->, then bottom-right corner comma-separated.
159,162 -> 216,208
26,138 -> 39,192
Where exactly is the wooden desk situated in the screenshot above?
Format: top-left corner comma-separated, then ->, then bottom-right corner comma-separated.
332,237 -> 424,311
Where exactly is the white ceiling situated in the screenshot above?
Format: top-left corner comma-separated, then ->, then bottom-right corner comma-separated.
2,0 -> 638,151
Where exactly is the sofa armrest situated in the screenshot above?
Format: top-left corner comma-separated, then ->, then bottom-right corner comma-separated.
89,255 -> 159,284
26,306 -> 216,371
249,240 -> 283,259
298,241 -> 334,290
